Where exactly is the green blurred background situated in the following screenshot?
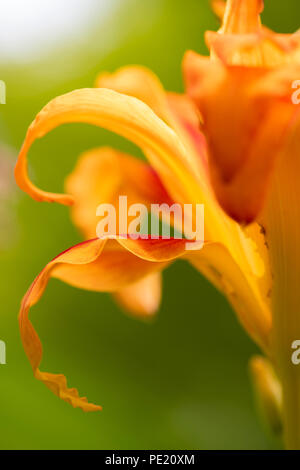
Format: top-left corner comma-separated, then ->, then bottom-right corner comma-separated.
0,0 -> 298,450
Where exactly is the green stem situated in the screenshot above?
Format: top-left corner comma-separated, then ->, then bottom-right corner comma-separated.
265,139 -> 300,449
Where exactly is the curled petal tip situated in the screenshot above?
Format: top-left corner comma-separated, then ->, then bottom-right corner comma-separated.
35,369 -> 103,412
14,140 -> 75,206
15,87 -> 197,208
19,237 -> 187,411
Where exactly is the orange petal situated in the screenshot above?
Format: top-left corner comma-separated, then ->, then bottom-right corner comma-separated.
206,29 -> 300,67
65,147 -> 173,239
95,66 -> 209,192
95,66 -> 170,122
208,1 -> 300,67
187,242 -> 271,352
184,50 -> 298,223
20,237 -> 187,410
19,238 -> 106,412
113,272 -> 162,318
210,0 -> 226,20
167,93 -> 209,179
15,88 -> 200,208
220,0 -> 263,34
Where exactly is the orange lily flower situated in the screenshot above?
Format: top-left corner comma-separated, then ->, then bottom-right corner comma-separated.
15,0 -> 284,444
184,0 -> 300,449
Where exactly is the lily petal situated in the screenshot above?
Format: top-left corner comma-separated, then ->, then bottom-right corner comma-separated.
210,0 -> 226,20
65,147 -> 172,318
19,238 -> 105,412
187,242 -> 271,352
166,92 -> 209,178
19,237 -> 187,410
206,30 -> 300,67
65,147 -> 173,239
15,88 -> 200,208
220,0 -> 263,35
113,272 -> 162,318
96,66 -> 207,183
208,0 -> 300,67
184,50 -> 298,222
95,66 -> 170,122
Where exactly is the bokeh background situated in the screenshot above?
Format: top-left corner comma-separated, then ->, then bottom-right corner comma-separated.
0,0 -> 298,450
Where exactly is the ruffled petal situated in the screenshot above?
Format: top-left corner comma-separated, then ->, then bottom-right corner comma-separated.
19,237 -> 188,411
15,88 -> 200,207
19,238 -> 106,412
